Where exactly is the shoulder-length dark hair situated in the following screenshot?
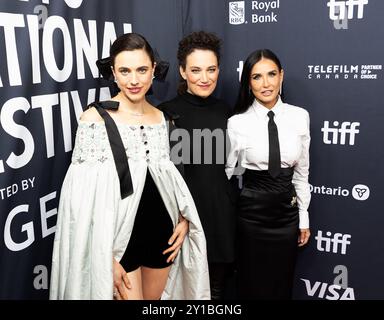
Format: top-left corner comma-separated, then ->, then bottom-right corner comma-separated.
177,31 -> 221,95
233,49 -> 282,115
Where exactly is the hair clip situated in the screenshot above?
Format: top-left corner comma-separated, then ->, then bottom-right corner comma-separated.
96,57 -> 114,81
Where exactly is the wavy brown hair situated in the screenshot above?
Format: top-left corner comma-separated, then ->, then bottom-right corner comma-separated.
177,31 -> 221,95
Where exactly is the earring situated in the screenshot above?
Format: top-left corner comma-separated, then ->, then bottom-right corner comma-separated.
279,82 -> 283,95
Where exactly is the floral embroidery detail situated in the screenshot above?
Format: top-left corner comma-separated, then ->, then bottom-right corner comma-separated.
98,156 -> 108,163
76,157 -> 85,164
71,122 -> 170,165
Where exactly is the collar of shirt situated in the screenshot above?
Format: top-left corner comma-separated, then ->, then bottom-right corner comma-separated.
180,91 -> 216,107
251,96 -> 284,119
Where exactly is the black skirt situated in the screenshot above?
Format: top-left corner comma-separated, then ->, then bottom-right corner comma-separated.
119,170 -> 174,272
236,168 -> 299,300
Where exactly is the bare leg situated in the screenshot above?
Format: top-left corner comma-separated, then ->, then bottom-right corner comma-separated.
141,266 -> 172,300
125,267 -> 144,300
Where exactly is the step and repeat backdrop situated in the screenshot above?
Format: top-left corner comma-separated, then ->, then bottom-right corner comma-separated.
1,0 -> 383,299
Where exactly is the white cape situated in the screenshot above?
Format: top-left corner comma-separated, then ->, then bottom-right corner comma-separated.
49,120 -> 210,300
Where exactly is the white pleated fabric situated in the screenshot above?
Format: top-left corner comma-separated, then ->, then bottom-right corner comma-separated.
50,118 -> 210,300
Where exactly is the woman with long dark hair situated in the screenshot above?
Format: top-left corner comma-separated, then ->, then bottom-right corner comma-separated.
226,49 -> 311,299
50,33 -> 210,300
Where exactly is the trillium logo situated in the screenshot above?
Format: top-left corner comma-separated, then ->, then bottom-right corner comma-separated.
229,1 -> 245,25
352,184 -> 370,201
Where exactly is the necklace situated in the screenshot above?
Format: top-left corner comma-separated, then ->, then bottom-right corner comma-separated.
127,110 -> 144,116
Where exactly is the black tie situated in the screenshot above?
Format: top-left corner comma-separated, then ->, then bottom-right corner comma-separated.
267,111 -> 281,178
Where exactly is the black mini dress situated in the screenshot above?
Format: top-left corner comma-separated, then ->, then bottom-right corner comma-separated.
119,170 -> 174,272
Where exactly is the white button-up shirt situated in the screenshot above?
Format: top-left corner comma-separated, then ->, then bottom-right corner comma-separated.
226,98 -> 311,229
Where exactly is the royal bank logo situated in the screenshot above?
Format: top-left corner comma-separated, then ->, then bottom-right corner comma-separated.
310,184 -> 370,201
229,1 -> 245,25
229,1 -> 280,25
307,64 -> 382,80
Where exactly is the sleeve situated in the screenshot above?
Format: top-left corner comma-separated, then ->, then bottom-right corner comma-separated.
225,117 -> 243,179
50,123 -> 119,299
292,111 -> 311,229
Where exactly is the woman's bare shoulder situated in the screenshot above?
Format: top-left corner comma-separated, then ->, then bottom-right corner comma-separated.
80,107 -> 103,122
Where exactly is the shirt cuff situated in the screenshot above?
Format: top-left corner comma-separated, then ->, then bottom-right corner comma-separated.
299,210 -> 309,229
225,167 -> 233,180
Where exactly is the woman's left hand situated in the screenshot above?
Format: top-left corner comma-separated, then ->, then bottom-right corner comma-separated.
298,228 -> 311,247
163,215 -> 189,263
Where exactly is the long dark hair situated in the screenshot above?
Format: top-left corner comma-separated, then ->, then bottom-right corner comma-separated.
233,49 -> 283,115
177,31 -> 221,95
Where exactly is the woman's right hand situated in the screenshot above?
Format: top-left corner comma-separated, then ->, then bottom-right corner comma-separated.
113,258 -> 132,300
298,228 -> 311,247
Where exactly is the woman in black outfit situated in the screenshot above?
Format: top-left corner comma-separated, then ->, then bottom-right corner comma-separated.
226,49 -> 311,299
159,31 -> 236,300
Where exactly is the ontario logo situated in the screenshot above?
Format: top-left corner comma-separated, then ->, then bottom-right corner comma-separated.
229,1 -> 245,25
310,184 -> 370,201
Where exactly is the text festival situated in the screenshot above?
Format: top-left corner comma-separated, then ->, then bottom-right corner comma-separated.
0,7 -> 132,175
0,2 -> 131,252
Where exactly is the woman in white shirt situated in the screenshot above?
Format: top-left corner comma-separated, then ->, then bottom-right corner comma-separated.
226,49 -> 311,299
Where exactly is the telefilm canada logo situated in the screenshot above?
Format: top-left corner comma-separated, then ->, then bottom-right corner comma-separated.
307,64 -> 382,80
310,184 -> 370,201
229,0 -> 280,25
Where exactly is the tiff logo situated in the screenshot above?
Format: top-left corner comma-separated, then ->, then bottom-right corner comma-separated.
321,121 -> 360,145
327,0 -> 368,20
229,1 -> 245,25
316,231 -> 351,255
